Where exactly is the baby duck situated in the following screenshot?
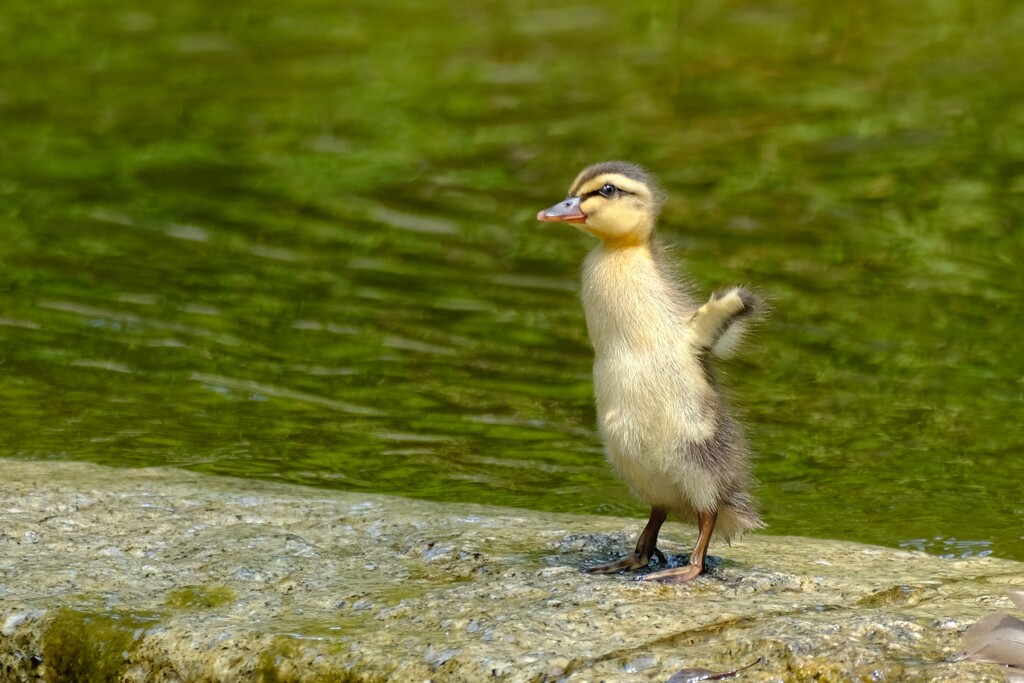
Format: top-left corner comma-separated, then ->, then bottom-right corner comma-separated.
537,161 -> 764,583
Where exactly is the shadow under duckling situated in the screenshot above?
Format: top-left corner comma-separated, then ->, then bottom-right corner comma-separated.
538,160 -> 765,584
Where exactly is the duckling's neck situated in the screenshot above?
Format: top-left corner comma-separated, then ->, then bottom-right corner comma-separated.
580,238 -> 695,355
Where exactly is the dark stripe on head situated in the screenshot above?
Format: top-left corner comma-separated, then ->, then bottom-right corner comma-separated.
568,160 -> 665,204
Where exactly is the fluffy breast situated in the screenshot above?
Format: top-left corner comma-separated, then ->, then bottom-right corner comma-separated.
581,244 -> 725,509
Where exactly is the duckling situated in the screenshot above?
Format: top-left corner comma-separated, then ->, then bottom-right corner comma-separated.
537,160 -> 764,583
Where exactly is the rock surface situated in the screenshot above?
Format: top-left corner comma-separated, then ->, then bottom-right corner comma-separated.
0,460 -> 1021,682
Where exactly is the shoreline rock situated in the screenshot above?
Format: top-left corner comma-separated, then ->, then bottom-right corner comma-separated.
0,460 -> 1019,681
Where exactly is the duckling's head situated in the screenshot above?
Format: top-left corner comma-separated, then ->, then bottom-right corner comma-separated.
537,161 -> 665,246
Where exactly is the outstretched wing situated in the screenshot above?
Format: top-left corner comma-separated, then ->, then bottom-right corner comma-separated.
689,286 -> 764,358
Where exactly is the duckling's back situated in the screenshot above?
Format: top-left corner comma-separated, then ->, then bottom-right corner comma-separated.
580,240 -> 762,539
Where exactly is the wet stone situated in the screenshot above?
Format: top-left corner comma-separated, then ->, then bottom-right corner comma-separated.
0,460 -> 1020,682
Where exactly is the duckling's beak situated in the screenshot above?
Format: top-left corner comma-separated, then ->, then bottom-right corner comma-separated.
537,196 -> 587,224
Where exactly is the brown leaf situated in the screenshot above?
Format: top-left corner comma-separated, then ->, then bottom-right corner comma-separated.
965,614 -> 1024,653
1008,591 -> 1024,614
963,612 -> 1024,668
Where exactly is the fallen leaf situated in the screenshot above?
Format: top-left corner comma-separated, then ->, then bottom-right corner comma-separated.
963,592 -> 1024,676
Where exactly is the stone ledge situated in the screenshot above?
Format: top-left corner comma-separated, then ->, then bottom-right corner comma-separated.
0,460 -> 1019,682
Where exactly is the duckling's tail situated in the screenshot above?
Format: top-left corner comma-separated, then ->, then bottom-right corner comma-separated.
690,286 -> 765,358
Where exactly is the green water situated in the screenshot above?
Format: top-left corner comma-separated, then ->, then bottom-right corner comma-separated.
1,0 -> 1022,561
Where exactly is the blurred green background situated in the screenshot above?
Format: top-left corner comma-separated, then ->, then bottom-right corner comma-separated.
1,0 -> 1022,560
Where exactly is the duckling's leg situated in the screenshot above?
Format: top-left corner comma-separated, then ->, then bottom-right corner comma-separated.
586,507 -> 668,574
640,510 -> 717,584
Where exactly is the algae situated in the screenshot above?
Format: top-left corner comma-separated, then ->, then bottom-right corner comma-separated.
163,584 -> 237,610
41,608 -> 160,682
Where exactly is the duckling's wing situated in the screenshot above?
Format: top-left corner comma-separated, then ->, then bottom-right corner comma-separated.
689,287 -> 762,358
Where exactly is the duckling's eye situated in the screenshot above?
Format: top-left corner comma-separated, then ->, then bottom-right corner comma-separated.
598,184 -> 617,198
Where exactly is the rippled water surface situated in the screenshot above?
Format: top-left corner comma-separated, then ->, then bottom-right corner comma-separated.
1,0 -> 1022,560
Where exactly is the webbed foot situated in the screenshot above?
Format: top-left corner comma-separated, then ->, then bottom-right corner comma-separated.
586,547 -> 667,574
638,562 -> 704,584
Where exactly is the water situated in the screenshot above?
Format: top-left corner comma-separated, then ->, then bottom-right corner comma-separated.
1,0 -> 1022,561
